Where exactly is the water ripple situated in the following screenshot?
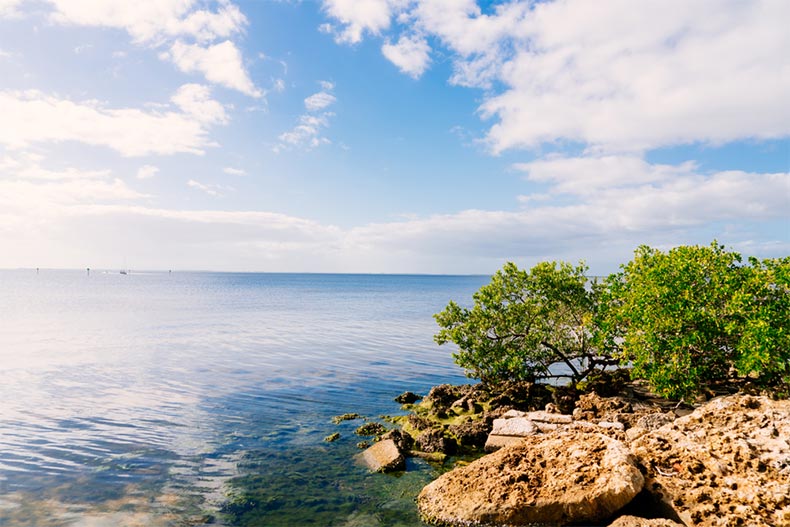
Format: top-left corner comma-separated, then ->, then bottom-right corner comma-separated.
0,271 -> 486,524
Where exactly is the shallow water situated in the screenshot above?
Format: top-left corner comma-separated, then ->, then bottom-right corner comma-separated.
0,270 -> 488,526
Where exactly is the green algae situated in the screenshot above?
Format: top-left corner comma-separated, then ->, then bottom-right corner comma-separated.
355,422 -> 387,436
332,413 -> 364,424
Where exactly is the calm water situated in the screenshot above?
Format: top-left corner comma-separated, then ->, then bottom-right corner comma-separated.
0,270 -> 488,526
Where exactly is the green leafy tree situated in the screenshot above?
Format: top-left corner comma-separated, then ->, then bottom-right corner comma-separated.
600,242 -> 789,399
434,261 -> 614,385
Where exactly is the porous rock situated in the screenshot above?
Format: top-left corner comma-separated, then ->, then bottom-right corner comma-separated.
418,430 -> 644,526
416,429 -> 456,455
380,428 -> 413,452
395,391 -> 422,404
356,439 -> 405,473
634,412 -> 675,431
608,516 -> 683,527
490,417 -> 538,436
525,411 -> 573,424
573,392 -> 633,422
447,420 -> 491,450
631,394 -> 790,527
483,434 -> 525,452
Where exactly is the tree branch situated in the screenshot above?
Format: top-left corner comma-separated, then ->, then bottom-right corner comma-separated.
541,340 -> 581,380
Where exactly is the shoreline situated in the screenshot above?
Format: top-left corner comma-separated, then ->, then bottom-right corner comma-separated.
342,374 -> 790,527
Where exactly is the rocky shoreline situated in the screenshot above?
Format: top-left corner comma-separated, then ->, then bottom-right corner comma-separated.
336,376 -> 790,527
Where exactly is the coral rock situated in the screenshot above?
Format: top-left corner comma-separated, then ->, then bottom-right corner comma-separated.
418,430 -> 643,526
608,515 -> 684,527
631,395 -> 790,527
356,439 -> 405,473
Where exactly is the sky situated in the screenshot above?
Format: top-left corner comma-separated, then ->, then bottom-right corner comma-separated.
0,0 -> 788,274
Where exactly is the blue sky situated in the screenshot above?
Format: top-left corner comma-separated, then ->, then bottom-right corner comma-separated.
0,0 -> 787,274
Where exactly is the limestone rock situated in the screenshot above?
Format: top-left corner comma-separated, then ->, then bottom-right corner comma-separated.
574,392 -> 633,423
631,394 -> 790,527
598,421 -> 625,431
524,411 -> 573,424
418,430 -> 644,526
447,420 -> 490,450
634,412 -> 675,431
490,417 -> 537,436
415,429 -> 456,455
608,516 -> 684,527
486,416 -> 540,452
483,434 -> 525,452
357,439 -> 405,473
394,391 -> 421,404
380,428 -> 413,452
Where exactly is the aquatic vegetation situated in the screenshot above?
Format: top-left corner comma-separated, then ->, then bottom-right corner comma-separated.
220,444 -> 437,526
355,422 -> 387,436
332,413 -> 363,424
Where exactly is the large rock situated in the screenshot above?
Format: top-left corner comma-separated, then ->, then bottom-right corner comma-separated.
485,417 -> 538,452
415,429 -> 456,455
631,394 -> 790,527
418,430 -> 644,526
490,416 -> 538,436
608,516 -> 683,527
356,439 -> 404,472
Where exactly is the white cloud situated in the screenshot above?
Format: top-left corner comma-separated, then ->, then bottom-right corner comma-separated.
381,34 -> 430,78
1,151 -> 786,272
481,0 -> 790,152
188,178 -> 231,196
222,167 -> 246,176
170,83 -> 229,123
304,91 -> 336,111
275,82 -> 337,152
321,0 -> 396,44
513,155 -> 698,196
325,0 -> 790,154
47,0 -> 247,44
0,0 -> 22,18
0,85 -> 227,156
346,168 -> 789,267
163,40 -> 261,97
275,113 -> 333,152
136,164 -> 159,179
39,0 -> 260,97
411,0 -> 527,58
0,153 -> 148,240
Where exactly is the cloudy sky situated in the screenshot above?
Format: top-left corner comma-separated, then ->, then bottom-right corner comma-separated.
0,0 -> 787,274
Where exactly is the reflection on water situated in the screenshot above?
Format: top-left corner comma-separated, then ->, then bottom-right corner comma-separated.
0,270 -> 486,525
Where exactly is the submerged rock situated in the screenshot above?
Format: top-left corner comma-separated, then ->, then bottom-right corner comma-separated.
394,391 -> 422,404
418,430 -> 643,526
447,420 -> 490,450
631,394 -> 790,527
354,422 -> 387,436
380,429 -> 413,453
332,413 -> 363,424
415,429 -> 456,455
356,439 -> 405,473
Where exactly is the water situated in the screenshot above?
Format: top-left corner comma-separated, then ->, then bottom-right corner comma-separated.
0,270 -> 489,526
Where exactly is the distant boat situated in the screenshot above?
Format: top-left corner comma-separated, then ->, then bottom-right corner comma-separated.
120,270 -> 128,275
